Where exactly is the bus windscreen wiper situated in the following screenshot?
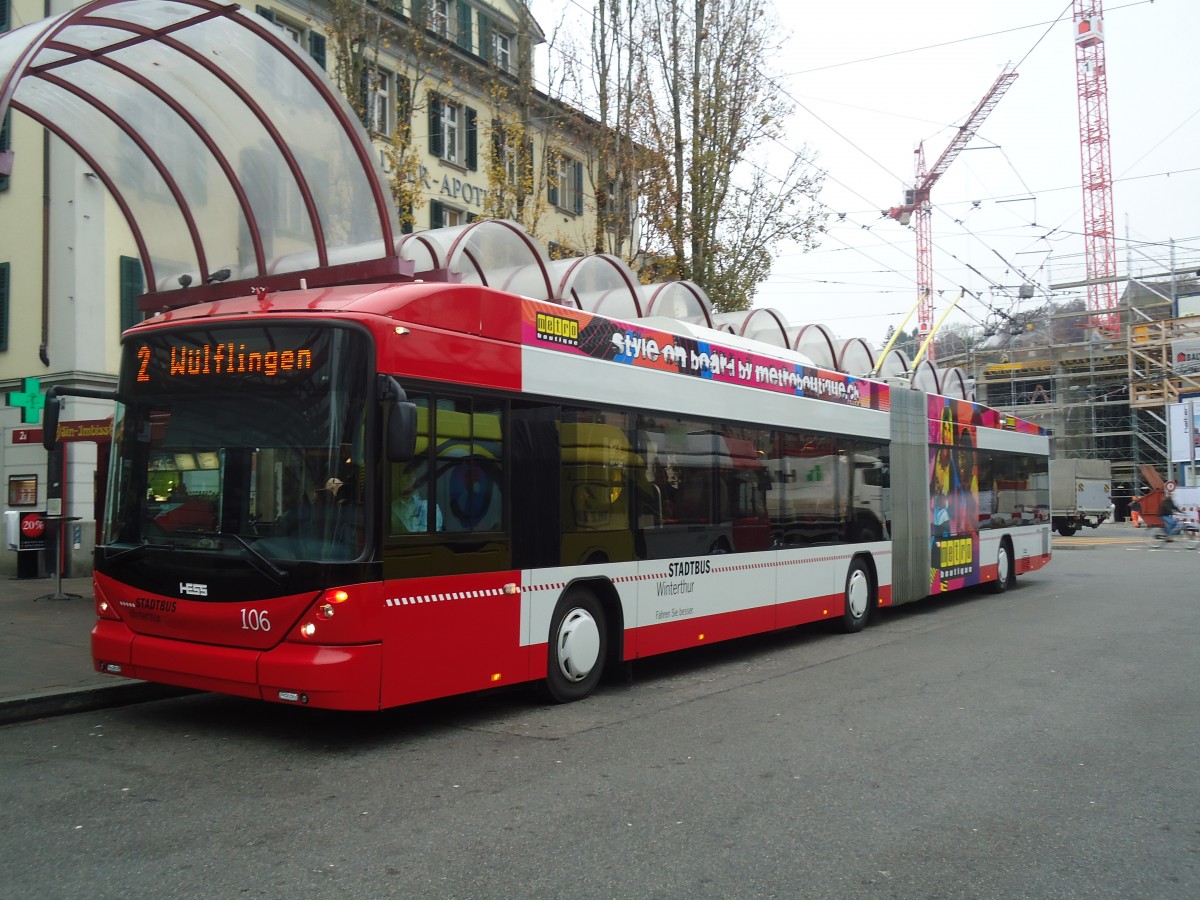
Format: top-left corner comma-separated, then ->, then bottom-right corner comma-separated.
195,531 -> 288,583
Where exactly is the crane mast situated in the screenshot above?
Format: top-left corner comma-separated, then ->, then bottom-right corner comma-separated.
1073,1 -> 1118,331
889,64 -> 1018,359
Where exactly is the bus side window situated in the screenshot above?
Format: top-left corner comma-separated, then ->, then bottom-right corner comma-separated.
389,395 -> 434,535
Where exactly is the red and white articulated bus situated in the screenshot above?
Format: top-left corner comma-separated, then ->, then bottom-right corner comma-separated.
45,222 -> 1051,711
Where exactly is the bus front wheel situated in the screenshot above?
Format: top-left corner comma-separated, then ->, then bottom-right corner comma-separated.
546,587 -> 607,703
840,558 -> 873,633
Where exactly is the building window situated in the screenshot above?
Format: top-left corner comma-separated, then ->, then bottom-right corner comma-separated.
0,261 -> 9,351
549,153 -> 584,215
430,0 -> 451,38
119,256 -> 145,332
430,201 -> 464,230
494,127 -> 530,187
493,31 -> 512,73
365,68 -> 392,135
441,100 -> 459,163
604,177 -> 634,230
429,97 -> 478,170
254,6 -> 326,69
502,139 -> 518,187
1,1 -> 9,35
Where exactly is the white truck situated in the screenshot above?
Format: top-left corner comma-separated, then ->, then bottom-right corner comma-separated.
1050,458 -> 1112,536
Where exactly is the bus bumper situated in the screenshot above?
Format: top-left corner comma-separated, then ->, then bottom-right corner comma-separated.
92,620 -> 383,711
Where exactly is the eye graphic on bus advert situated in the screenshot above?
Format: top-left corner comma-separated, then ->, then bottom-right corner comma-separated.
107,325 -> 370,564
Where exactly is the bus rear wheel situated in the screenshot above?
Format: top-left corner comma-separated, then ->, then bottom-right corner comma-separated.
840,558 -> 873,633
546,587 -> 607,703
989,540 -> 1013,593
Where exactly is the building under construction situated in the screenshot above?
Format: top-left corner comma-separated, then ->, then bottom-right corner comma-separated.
966,274 -> 1200,504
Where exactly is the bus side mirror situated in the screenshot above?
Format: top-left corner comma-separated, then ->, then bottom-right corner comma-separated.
379,376 -> 417,463
387,400 -> 417,463
42,389 -> 61,451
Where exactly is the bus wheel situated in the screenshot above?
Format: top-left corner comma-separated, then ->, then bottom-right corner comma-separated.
840,558 -> 873,633
989,540 -> 1013,594
546,588 -> 607,703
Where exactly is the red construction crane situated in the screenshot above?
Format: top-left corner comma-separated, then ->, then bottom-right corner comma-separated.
889,63 -> 1018,359
1072,1 -> 1118,331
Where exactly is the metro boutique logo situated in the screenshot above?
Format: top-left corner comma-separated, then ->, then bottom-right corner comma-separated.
534,313 -> 580,346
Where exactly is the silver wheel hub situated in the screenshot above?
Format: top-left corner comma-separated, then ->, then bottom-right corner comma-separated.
556,608 -> 601,683
847,570 -> 869,619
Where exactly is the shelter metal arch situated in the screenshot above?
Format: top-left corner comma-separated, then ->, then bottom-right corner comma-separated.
0,0 -> 407,309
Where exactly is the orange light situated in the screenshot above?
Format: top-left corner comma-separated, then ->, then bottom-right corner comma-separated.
490,673 -> 502,682
331,590 -> 349,603
697,633 -> 705,641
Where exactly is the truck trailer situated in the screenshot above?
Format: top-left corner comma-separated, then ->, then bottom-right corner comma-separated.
1050,458 -> 1112,536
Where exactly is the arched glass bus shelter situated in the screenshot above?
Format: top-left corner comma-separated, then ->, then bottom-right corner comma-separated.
0,0 -> 402,309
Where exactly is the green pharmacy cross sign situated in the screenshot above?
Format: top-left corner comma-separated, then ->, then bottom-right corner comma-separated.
6,377 -> 46,425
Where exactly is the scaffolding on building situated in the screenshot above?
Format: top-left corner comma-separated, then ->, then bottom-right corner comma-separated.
969,275 -> 1200,497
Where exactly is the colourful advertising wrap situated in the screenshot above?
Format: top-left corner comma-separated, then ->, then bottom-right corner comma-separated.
522,302 -> 889,411
926,395 -> 1045,592
929,396 -> 981,592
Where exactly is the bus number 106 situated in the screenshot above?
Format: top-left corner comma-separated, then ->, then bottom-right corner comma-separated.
240,608 -> 271,632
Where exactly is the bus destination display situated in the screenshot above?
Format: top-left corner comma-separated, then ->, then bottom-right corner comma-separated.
130,328 -> 332,390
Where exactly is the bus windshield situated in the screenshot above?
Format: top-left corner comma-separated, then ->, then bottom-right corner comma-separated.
104,324 -> 371,563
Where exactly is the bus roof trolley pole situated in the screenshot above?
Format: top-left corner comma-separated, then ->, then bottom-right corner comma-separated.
42,386 -> 120,451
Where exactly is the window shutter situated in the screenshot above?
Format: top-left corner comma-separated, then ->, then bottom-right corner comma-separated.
254,5 -> 276,24
465,107 -> 478,171
0,111 -> 10,192
490,118 -> 504,158
1,1 -> 9,34
0,261 -> 9,352
428,96 -> 443,156
478,13 -> 491,63
396,75 -> 412,142
573,161 -> 584,214
359,67 -> 371,129
430,200 -> 444,229
456,1 -> 472,52
308,32 -> 326,70
547,157 -> 559,207
119,256 -> 145,332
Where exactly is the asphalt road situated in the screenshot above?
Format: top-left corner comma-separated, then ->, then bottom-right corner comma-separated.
2,534 -> 1197,899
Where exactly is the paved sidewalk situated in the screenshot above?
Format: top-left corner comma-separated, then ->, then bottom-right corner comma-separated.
0,573 -> 182,726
